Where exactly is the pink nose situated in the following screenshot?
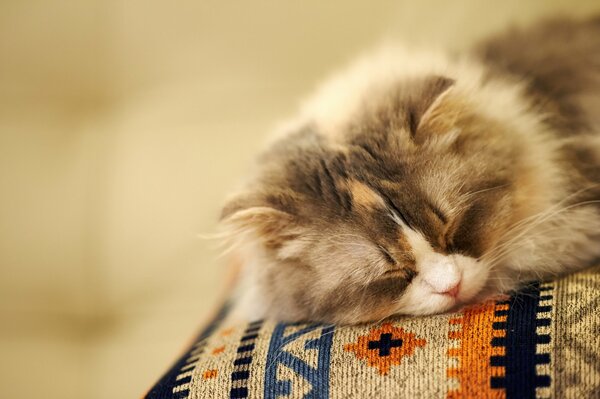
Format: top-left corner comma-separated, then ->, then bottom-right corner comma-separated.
441,282 -> 460,298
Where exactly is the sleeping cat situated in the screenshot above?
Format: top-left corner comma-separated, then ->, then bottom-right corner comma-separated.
220,17 -> 600,324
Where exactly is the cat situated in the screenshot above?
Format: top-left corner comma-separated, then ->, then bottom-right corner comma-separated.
219,16 -> 600,324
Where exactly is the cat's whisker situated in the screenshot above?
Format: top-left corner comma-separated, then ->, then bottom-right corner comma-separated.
495,184 -> 600,240
490,184 -> 597,245
482,195 -> 600,265
463,184 -> 509,200
484,217 -> 598,272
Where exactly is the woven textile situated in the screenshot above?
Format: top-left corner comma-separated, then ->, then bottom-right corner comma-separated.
145,266 -> 600,398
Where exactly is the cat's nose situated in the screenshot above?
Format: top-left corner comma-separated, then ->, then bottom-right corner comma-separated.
421,256 -> 462,297
439,281 -> 461,298
424,278 -> 461,297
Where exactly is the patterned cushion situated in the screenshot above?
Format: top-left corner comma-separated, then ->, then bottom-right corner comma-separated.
145,266 -> 600,398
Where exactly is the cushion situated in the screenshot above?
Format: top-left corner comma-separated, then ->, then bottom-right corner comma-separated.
144,265 -> 600,398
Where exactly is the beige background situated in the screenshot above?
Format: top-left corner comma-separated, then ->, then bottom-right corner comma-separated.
1,1 -> 598,398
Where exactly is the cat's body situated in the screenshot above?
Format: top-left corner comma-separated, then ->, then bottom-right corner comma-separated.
221,17 -> 600,324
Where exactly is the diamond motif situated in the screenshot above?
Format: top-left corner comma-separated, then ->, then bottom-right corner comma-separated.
344,323 -> 426,375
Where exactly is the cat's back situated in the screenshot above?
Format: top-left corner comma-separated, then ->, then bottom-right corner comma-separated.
476,16 -> 600,135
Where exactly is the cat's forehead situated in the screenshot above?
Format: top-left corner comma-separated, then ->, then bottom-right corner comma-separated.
264,130 -> 433,220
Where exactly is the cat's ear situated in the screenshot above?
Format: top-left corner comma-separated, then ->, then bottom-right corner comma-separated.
220,192 -> 262,221
409,75 -> 455,138
220,192 -> 302,251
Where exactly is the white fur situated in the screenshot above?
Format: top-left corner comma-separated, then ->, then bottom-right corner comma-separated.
226,241 -> 270,323
396,225 -> 487,315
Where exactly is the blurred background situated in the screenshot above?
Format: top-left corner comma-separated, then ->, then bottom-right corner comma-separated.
1,1 -> 599,398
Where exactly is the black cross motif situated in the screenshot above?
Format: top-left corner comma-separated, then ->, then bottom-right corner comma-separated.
368,333 -> 403,357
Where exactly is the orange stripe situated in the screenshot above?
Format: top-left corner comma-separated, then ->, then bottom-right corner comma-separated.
447,302 -> 506,399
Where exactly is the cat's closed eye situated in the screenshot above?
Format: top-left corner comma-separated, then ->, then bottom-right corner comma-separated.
426,201 -> 448,226
378,246 -> 397,265
381,268 -> 416,282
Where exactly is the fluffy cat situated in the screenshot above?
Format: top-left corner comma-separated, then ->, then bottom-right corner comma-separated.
220,17 -> 600,324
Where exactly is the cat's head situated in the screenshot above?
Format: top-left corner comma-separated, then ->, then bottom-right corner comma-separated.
221,75 -> 544,323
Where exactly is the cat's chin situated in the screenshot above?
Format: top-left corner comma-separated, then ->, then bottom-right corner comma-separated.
391,294 -> 480,318
392,293 -> 457,316
391,267 -> 488,316
442,289 -> 512,316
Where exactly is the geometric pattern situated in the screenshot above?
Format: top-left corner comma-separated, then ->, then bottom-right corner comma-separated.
264,323 -> 335,398
553,271 -> 600,398
343,323 -> 426,375
488,283 -> 552,398
230,319 -> 264,398
447,283 -> 554,399
144,304 -> 230,399
144,266 -> 600,399
447,301 -> 507,399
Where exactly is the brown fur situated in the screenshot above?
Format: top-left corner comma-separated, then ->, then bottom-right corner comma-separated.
222,17 -> 600,324
477,16 -> 600,204
476,16 -> 600,135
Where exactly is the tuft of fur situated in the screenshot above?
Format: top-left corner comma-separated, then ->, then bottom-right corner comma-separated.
220,17 -> 600,324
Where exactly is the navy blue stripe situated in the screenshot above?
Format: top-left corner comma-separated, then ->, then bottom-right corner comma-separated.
245,325 -> 262,333
494,309 -> 509,316
175,376 -> 192,385
492,321 -> 507,329
230,387 -> 248,398
490,376 -> 505,389
536,318 -> 551,327
536,375 -> 551,387
536,334 -> 551,344
237,344 -> 255,353
536,353 -> 551,363
492,283 -> 552,398
231,370 -> 250,381
240,333 -> 258,341
144,303 -> 230,399
172,390 -> 189,399
234,356 -> 252,366
490,355 -> 505,367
